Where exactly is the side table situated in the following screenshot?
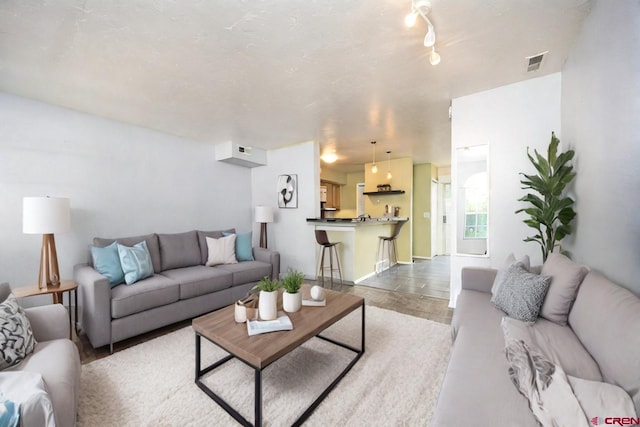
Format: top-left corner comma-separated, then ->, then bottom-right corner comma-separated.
13,280 -> 78,340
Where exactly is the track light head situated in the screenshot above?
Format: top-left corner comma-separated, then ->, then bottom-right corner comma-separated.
404,11 -> 418,27
423,24 -> 436,47
429,47 -> 441,65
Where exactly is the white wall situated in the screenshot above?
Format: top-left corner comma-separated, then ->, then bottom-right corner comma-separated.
450,73 -> 562,306
251,141 -> 320,278
561,0 -> 640,295
0,92 -> 252,293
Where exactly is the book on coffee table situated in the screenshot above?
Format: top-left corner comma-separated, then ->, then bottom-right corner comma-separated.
247,315 -> 293,336
302,298 -> 326,306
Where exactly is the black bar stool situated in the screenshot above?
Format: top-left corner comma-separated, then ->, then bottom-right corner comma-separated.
377,221 -> 406,271
315,230 -> 343,291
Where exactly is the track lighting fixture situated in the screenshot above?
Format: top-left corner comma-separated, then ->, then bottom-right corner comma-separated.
370,141 -> 378,174
429,46 -> 441,65
404,0 -> 440,65
386,151 -> 392,180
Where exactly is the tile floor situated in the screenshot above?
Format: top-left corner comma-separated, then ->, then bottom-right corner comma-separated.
357,255 -> 450,300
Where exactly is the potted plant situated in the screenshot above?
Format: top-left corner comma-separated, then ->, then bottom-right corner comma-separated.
515,132 -> 577,261
281,269 -> 304,313
254,276 -> 280,320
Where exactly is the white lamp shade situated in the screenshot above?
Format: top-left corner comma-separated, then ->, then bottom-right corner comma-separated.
255,205 -> 274,223
23,197 -> 71,234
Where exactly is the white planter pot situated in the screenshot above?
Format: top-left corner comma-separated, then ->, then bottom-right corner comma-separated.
283,291 -> 302,313
258,290 -> 278,320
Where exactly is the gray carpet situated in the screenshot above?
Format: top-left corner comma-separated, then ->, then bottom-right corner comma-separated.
78,306 -> 452,426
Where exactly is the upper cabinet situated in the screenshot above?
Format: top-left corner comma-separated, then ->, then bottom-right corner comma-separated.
320,180 -> 341,209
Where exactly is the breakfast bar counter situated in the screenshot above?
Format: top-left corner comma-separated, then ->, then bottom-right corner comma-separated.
307,217 -> 408,283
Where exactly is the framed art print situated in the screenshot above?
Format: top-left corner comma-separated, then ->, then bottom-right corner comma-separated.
277,174 -> 297,208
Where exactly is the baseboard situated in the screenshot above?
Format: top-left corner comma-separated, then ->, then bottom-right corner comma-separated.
354,271 -> 376,284
412,256 -> 433,260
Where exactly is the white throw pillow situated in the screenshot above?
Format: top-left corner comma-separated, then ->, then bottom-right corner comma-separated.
205,235 -> 237,266
567,376 -> 638,423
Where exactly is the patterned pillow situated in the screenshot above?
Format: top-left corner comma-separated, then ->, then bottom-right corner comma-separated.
0,295 -> 37,370
491,262 -> 551,323
491,253 -> 531,295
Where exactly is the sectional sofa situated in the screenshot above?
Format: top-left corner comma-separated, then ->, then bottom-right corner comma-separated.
432,254 -> 640,426
74,229 -> 280,352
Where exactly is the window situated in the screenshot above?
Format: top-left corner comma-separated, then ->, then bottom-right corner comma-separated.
463,172 -> 488,239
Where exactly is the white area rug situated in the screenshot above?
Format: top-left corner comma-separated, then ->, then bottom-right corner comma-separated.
78,306 -> 451,426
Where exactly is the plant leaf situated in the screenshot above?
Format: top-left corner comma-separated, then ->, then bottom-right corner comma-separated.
548,132 -> 559,165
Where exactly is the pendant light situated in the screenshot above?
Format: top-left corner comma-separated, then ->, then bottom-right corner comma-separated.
386,151 -> 392,180
371,141 -> 378,173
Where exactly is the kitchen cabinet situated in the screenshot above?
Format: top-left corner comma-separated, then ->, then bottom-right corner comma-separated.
320,180 -> 341,209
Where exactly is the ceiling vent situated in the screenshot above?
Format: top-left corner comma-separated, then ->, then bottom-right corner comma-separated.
526,51 -> 548,72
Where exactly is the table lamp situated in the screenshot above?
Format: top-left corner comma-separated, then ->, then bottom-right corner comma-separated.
255,206 -> 274,249
23,196 -> 71,289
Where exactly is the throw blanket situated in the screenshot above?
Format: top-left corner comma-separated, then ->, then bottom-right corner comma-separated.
502,319 -> 638,427
0,371 -> 55,427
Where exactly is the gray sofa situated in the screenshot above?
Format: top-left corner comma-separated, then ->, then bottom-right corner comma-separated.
74,229 -> 280,352
1,282 -> 81,427
432,263 -> 640,426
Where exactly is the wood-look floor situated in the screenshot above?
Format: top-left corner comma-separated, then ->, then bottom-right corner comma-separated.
76,258 -> 453,364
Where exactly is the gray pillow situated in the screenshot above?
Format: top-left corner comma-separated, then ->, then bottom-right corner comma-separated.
491,263 -> 551,323
539,253 -> 589,325
0,295 -> 37,369
492,253 -> 531,295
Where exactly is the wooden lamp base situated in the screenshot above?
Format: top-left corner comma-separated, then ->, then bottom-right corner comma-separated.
259,223 -> 268,249
38,233 -> 61,289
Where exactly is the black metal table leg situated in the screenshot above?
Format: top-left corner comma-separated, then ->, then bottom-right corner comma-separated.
255,368 -> 262,426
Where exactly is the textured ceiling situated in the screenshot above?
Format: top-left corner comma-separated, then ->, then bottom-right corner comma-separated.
0,0 -> 591,172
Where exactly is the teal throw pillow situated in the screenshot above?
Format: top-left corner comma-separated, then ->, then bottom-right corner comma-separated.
223,231 -> 254,262
90,241 -> 125,287
117,241 -> 154,285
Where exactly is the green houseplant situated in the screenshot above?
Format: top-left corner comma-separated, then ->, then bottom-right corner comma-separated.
515,132 -> 576,261
255,276 -> 280,320
254,276 -> 280,292
281,269 -> 304,313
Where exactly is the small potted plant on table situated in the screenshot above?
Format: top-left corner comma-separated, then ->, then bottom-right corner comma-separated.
255,276 -> 280,320
281,269 -> 304,313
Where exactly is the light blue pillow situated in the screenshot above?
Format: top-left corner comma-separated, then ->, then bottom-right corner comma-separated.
90,242 -> 125,287
117,241 -> 154,285
222,231 -> 254,262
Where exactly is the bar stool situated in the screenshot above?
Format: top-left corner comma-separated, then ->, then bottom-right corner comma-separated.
377,221 -> 406,271
315,230 -> 343,291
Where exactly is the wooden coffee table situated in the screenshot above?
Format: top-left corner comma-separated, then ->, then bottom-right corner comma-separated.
192,287 -> 365,426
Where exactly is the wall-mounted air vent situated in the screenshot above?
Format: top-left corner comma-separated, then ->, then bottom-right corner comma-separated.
526,51 -> 548,72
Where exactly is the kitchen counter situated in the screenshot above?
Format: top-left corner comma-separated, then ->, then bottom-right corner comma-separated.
308,217 -> 408,282
306,217 -> 408,224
